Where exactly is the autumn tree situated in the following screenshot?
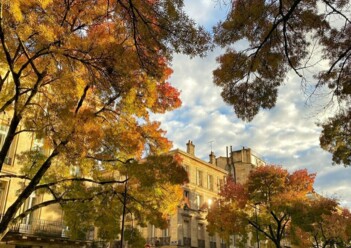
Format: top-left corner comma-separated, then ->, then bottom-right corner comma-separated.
213,0 -> 351,165
206,180 -> 250,247
207,165 -> 321,248
59,155 -> 188,242
291,198 -> 351,248
0,0 -> 209,241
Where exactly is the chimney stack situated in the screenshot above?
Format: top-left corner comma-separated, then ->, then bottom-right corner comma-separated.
209,151 -> 216,165
186,140 -> 195,156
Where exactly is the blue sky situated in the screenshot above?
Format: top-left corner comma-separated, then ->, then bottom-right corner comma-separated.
152,0 -> 351,207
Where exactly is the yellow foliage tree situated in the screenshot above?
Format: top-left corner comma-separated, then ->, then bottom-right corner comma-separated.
0,0 -> 209,240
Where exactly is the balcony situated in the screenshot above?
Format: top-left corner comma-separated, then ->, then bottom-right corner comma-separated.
9,219 -> 68,238
1,216 -> 93,241
147,237 -> 170,246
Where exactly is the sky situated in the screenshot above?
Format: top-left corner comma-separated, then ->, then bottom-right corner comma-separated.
152,0 -> 351,207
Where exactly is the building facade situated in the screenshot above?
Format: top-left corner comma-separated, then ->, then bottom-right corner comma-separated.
0,131 -> 264,248
141,141 -> 265,248
0,117 -> 92,248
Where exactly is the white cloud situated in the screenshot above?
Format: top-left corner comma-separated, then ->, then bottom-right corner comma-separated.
151,1 -> 351,209
183,0 -> 229,28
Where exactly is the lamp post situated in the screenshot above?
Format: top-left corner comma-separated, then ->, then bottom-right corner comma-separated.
253,203 -> 260,248
120,174 -> 128,248
120,158 -> 134,248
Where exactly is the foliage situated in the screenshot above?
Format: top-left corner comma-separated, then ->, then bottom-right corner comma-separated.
123,228 -> 146,248
289,197 -> 351,248
207,165 -> 328,248
213,0 -> 351,165
0,0 -> 208,240
320,110 -> 351,165
206,179 -> 249,247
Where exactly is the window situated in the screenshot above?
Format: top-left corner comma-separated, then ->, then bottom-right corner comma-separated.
207,174 -> 213,190
183,165 -> 189,174
183,190 -> 190,208
195,194 -> 202,210
183,165 -> 190,183
0,124 -> 18,166
22,192 -> 37,225
183,220 -> 190,238
196,170 -> 203,186
184,190 -> 190,199
217,177 -> 224,192
198,223 -> 205,239
0,181 -> 7,213
0,125 -> 8,147
198,224 -> 205,248
162,223 -> 170,237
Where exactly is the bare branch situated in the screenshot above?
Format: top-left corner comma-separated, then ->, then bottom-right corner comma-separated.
322,0 -> 351,24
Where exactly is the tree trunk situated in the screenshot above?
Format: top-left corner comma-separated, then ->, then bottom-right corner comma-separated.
0,114 -> 21,171
0,142 -> 65,239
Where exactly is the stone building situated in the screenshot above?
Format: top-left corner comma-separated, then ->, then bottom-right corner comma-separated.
141,141 -> 265,248
0,132 -> 264,248
0,117 -> 92,248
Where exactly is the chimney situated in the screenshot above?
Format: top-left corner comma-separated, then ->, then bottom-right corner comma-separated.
186,140 -> 195,156
209,151 -> 216,165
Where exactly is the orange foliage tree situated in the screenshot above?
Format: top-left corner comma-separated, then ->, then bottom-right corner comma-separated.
206,165 -> 332,248
0,0 -> 209,240
291,197 -> 351,247
213,0 -> 351,166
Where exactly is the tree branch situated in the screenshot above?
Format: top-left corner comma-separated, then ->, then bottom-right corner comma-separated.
35,177 -> 128,191
248,218 -> 274,241
0,174 -> 31,180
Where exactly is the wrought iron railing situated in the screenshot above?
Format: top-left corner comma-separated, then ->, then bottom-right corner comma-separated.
9,219 -> 67,238
146,236 -> 170,246
0,215 -> 93,241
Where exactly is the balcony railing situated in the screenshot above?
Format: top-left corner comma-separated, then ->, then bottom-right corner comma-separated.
146,237 -> 171,246
220,243 -> 227,248
9,219 -> 67,238
1,216 -> 93,241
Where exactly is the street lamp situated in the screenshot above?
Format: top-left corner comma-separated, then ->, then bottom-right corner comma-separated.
120,158 -> 135,248
253,203 -> 260,248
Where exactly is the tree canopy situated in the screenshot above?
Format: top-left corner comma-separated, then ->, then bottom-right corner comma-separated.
0,0 -> 209,240
206,165 -> 346,248
213,0 -> 351,166
290,197 -> 351,247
